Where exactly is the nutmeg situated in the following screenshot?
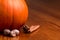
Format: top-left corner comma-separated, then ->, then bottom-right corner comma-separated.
3,29 -> 10,35
10,29 -> 20,37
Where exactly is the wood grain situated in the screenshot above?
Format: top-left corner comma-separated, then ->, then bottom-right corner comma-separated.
0,0 -> 60,40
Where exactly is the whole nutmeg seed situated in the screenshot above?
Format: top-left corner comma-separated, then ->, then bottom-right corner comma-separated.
12,29 -> 20,35
10,31 -> 16,37
3,29 -> 10,35
10,29 -> 20,37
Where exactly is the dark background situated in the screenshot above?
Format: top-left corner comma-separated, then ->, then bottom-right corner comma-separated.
26,0 -> 60,19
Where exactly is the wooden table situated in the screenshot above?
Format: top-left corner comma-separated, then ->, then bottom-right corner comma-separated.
0,0 -> 60,40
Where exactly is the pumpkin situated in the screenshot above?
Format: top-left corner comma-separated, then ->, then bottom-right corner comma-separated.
0,0 -> 28,31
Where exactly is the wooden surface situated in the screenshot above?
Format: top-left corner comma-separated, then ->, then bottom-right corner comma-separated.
0,0 -> 60,40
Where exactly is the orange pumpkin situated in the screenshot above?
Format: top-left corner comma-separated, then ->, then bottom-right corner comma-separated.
0,0 -> 28,31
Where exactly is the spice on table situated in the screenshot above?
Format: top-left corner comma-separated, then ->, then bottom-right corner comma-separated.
10,29 -> 20,37
29,25 -> 40,32
23,25 -> 30,33
3,29 -> 11,35
23,25 -> 40,33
